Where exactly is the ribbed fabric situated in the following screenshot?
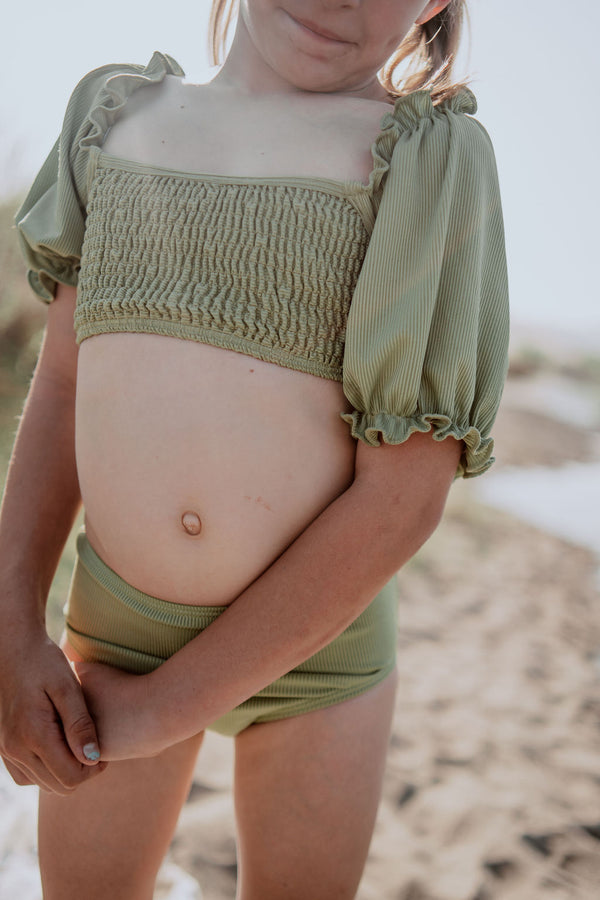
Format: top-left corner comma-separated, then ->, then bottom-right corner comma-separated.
65,533 -> 398,737
76,165 -> 369,380
14,51 -> 510,478
341,98 -> 510,477
14,52 -> 185,301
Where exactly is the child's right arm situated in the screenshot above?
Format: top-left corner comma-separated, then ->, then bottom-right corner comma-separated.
0,285 -> 106,793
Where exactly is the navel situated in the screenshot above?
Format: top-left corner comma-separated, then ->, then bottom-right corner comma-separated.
181,510 -> 202,536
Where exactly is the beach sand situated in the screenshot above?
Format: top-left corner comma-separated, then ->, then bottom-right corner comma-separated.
2,356 -> 599,900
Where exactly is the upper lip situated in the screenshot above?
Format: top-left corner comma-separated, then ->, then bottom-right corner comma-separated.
292,15 -> 353,44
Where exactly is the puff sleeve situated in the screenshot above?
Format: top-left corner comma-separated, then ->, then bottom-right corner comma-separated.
341,90 -> 509,478
14,51 -> 184,302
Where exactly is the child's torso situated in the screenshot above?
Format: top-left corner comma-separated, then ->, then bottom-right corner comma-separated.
76,77 -> 391,605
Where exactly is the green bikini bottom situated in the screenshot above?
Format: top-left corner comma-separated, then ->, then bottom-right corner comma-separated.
64,532 -> 398,737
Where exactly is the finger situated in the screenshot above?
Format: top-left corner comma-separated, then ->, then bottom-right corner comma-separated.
2,746 -> 50,789
5,752 -> 75,795
30,753 -> 78,795
3,739 -> 55,790
29,717 -> 108,792
3,758 -> 36,787
29,735 -> 107,793
3,691 -> 106,792
47,680 -> 101,766
11,746 -> 108,794
33,751 -> 108,794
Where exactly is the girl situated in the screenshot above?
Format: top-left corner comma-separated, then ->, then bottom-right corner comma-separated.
0,1 -> 508,897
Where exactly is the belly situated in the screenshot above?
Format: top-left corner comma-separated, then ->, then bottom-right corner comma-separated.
75,334 -> 356,605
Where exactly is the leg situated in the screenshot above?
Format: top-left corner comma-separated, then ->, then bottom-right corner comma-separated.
38,623 -> 207,900
41,532 -> 226,900
39,638 -> 204,900
38,732 -> 203,900
233,669 -> 398,900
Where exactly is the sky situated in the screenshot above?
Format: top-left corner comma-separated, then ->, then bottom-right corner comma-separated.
1,0 -> 599,342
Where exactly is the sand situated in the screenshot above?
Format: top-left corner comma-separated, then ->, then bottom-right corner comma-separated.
1,357 -> 599,900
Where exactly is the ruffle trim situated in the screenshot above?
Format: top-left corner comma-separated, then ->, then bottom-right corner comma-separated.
78,51 -> 185,159
340,409 -> 494,479
367,87 -> 478,200
28,264 -> 78,302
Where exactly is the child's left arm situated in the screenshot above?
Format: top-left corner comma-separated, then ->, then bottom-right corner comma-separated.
75,431 -> 460,760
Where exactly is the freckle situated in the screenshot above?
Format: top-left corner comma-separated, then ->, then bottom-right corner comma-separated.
181,511 -> 202,535
180,105 -> 185,109
249,369 -> 254,373
161,139 -> 166,144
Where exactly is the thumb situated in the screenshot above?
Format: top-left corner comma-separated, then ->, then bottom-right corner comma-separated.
53,676 -> 102,766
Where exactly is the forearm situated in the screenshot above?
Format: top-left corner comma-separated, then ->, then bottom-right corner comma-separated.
0,291 -> 80,630
149,438 -> 456,742
0,291 -> 108,788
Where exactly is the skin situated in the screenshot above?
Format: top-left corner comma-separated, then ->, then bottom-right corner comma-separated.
223,0 -> 449,99
0,289 -> 106,793
1,1 -> 458,897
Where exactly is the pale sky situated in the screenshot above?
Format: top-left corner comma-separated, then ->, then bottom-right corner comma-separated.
2,0 -> 599,341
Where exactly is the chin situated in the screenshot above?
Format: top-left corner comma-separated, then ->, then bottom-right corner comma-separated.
275,62 -> 364,95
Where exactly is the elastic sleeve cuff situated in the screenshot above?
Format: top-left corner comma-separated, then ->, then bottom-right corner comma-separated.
27,265 -> 79,303
340,410 -> 495,478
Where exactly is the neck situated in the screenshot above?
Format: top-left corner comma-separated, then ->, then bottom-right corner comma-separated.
211,14 -> 388,102
212,16 -> 301,96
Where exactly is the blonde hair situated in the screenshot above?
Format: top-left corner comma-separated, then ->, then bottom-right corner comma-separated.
208,0 -> 468,105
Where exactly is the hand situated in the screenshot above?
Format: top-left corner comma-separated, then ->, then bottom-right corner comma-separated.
0,632 -> 107,795
72,661 -> 169,761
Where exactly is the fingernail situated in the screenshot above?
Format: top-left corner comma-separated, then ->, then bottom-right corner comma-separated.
83,743 -> 100,761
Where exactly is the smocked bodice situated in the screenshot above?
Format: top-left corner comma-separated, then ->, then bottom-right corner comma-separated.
76,159 -> 371,380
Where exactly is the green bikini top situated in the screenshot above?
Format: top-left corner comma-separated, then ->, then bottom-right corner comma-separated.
15,52 -> 509,478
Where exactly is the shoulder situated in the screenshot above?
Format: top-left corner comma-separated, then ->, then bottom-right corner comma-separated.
374,89 -> 500,203
60,52 -> 185,151
393,88 -> 493,156
66,51 -> 184,99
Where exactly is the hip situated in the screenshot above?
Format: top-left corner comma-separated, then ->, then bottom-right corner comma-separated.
64,532 -> 399,736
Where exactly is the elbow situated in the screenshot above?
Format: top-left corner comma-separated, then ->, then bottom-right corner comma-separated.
410,492 -> 448,546
420,497 -> 447,551
377,489 -> 449,573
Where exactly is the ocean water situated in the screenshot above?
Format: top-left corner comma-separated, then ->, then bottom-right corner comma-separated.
476,360 -> 600,561
474,461 -> 600,557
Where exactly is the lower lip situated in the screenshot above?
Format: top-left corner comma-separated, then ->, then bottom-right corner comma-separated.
287,14 -> 350,48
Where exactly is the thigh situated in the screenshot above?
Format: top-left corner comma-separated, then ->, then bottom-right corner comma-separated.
233,668 -> 398,900
38,722 -> 203,900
